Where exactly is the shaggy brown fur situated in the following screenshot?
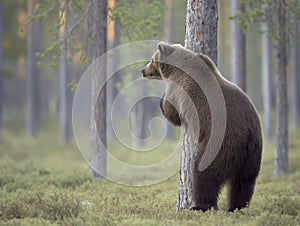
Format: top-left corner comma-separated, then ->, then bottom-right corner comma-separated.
141,42 -> 262,212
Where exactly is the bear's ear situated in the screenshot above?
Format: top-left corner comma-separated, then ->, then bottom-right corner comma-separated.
158,42 -> 175,56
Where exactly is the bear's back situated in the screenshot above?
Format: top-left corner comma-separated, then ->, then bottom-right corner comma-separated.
197,54 -> 262,170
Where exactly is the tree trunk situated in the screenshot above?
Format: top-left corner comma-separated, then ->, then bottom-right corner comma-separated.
298,45 -> 300,109
164,0 -> 175,140
261,8 -> 273,143
184,0 -> 218,65
26,0 -> 39,137
230,0 -> 246,91
298,45 -> 300,110
107,0 -> 119,140
290,0 -> 299,130
177,0 -> 218,212
0,4 -> 3,139
58,1 -> 70,144
274,0 -> 288,176
37,20 -> 50,119
164,0 -> 174,41
135,0 -> 150,145
90,0 -> 107,179
136,83 -> 147,147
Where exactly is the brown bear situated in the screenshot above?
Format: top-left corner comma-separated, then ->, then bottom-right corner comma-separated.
141,42 -> 262,212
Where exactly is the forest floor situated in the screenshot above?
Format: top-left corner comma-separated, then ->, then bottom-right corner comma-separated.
0,118 -> 300,226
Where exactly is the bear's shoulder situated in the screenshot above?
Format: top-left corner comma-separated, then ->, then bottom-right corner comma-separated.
197,54 -> 219,76
197,53 -> 235,89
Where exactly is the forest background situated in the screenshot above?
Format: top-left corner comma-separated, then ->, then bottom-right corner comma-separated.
0,0 -> 300,225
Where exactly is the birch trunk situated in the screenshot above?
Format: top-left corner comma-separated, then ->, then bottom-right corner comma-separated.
230,0 -> 246,91
177,0 -> 218,212
274,0 -> 288,176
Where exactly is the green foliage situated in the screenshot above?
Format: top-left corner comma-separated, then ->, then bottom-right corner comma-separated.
110,0 -> 165,93
68,79 -> 78,92
110,0 -> 165,42
232,0 -> 300,45
0,118 -> 300,225
25,0 -> 90,68
24,0 -> 166,99
2,0 -> 26,74
25,0 -> 165,70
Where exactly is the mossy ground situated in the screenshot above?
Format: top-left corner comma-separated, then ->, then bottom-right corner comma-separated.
0,118 -> 299,226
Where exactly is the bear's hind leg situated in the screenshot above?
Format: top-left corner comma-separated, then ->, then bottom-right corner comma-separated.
228,171 -> 256,212
228,143 -> 261,212
189,172 -> 222,212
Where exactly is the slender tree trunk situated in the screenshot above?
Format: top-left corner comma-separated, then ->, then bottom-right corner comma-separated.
275,0 -> 288,176
107,0 -> 119,140
90,0 -> 107,179
164,0 -> 174,140
261,9 -> 273,142
298,45 -> 300,109
177,0 -> 218,212
38,20 -> 50,119
164,0 -> 174,41
26,0 -> 39,137
135,0 -> 151,145
290,0 -> 299,130
136,84 -> 147,147
40,78 -> 50,116
58,1 -> 70,144
230,0 -> 246,91
0,4 -> 3,139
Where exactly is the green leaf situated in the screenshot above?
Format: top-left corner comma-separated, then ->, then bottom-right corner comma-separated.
68,80 -> 78,92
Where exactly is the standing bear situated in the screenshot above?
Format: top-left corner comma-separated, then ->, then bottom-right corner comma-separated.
141,42 -> 262,212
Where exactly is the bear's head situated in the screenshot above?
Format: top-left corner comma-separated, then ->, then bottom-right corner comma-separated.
141,41 -> 219,83
141,42 -> 186,80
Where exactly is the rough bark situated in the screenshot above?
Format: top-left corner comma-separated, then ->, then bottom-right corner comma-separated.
26,0 -> 39,137
274,0 -> 288,176
58,2 -> 70,144
290,0 -> 299,130
0,4 -> 3,139
261,10 -> 273,142
230,0 -> 246,91
90,0 -> 107,179
184,0 -> 218,65
177,0 -> 218,212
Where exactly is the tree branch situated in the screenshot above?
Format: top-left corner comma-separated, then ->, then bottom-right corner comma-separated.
59,2 -> 93,44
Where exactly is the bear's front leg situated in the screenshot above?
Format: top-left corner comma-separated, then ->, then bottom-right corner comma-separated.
160,94 -> 181,126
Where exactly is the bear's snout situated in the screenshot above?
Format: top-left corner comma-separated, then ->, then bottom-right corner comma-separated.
141,62 -> 162,80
